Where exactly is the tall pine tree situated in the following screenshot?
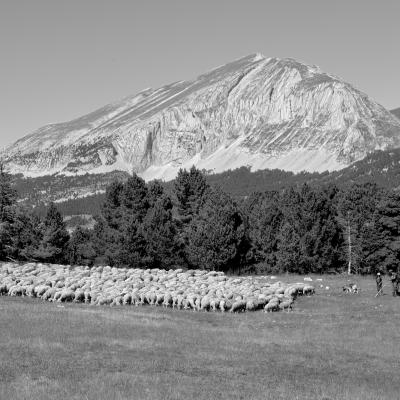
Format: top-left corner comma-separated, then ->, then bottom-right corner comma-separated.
174,166 -> 209,222
34,203 -> 70,264
0,162 -> 17,221
0,163 -> 18,260
186,188 -> 248,272
141,195 -> 183,269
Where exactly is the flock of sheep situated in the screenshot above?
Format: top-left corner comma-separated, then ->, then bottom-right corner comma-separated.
0,263 -> 315,313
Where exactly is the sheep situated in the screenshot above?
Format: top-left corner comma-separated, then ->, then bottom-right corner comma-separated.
73,290 -> 85,303
9,285 -> 24,297
264,299 -> 280,312
84,291 -> 92,304
139,292 -> 147,306
131,292 -> 141,306
230,300 -> 247,313
155,293 -> 164,306
53,290 -> 63,302
146,292 -> 157,305
163,293 -> 173,308
303,285 -> 315,296
111,296 -> 123,306
182,298 -> 190,310
176,295 -> 185,309
122,293 -> 132,305
187,295 -> 197,310
97,297 -> 113,306
34,285 -> 49,298
200,296 -> 211,311
0,262 -> 315,314
254,298 -> 268,310
0,283 -> 8,295
210,298 -> 220,312
245,298 -> 257,312
279,297 -> 294,311
59,290 -> 75,303
42,288 -> 57,301
194,297 -> 201,311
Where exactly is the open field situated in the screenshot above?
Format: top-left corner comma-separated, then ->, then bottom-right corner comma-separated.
0,274 -> 399,400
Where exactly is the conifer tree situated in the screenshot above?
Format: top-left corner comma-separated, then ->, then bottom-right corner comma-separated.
147,180 -> 164,207
68,226 -> 96,266
101,181 -> 125,229
141,195 -> 182,269
246,191 -> 283,267
34,203 -> 70,263
94,181 -> 125,265
122,174 -> 149,223
3,206 -> 41,261
276,222 -> 301,272
186,188 -> 248,272
372,192 -> 400,272
174,166 -> 209,221
0,162 -> 17,221
0,162 -> 18,260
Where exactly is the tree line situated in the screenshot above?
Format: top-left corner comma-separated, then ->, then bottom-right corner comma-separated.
1,163 -> 399,274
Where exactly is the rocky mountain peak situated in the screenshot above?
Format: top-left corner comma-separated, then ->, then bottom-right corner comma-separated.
2,53 -> 400,180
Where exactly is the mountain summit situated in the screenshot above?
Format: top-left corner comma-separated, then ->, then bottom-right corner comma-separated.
3,54 -> 400,179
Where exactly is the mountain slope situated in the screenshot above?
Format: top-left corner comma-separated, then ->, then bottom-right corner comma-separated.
3,53 -> 400,180
391,108 -> 400,120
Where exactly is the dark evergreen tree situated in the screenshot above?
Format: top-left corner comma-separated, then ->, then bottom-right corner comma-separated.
276,221 -> 302,272
114,174 -> 151,267
101,181 -> 125,229
147,180 -> 165,207
122,174 -> 149,223
357,222 -> 387,274
295,185 -> 344,273
372,192 -> 400,272
0,163 -> 18,260
91,216 -> 114,266
0,163 -> 17,221
186,188 -> 248,272
141,195 -> 182,269
336,183 -> 384,273
3,206 -> 41,261
34,203 -> 70,263
246,191 -> 283,267
68,226 -> 96,266
93,181 -> 125,265
174,166 -> 209,221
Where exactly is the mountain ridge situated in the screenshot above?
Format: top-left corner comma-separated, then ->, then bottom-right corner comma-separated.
2,53 -> 400,181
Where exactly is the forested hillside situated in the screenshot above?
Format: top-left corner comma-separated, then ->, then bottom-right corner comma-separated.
24,147 -> 400,218
2,163 -> 400,275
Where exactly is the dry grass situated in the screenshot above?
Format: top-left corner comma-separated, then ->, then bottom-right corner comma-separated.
0,274 -> 399,400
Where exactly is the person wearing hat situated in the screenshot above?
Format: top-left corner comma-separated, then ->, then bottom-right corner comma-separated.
389,269 -> 399,297
376,272 -> 383,296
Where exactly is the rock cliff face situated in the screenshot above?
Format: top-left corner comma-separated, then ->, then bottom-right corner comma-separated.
3,54 -> 400,180
391,108 -> 400,121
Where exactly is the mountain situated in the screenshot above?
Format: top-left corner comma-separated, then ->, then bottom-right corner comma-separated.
3,53 -> 400,181
391,108 -> 400,120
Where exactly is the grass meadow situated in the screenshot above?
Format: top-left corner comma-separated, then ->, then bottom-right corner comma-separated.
0,274 -> 399,400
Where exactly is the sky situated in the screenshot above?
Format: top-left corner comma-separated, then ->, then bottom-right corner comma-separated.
0,0 -> 399,148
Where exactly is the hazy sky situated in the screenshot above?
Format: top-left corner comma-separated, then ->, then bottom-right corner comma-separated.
1,0 -> 399,148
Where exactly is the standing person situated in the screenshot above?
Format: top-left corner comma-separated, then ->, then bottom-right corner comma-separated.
376,272 -> 383,296
389,269 -> 399,297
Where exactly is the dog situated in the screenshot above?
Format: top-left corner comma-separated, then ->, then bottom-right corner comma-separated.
343,283 -> 359,294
